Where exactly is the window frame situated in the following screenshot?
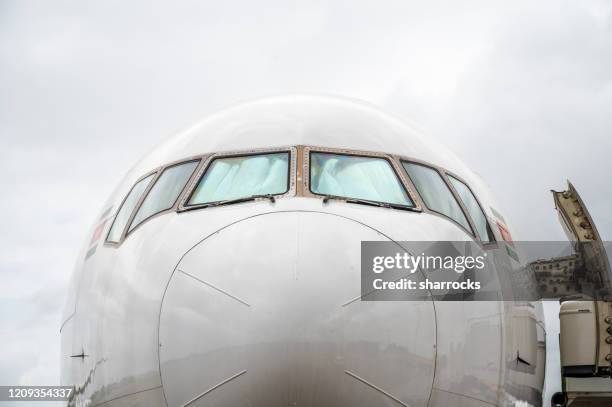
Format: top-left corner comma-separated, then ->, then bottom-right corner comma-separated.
444,170 -> 497,244
126,158 -> 202,236
400,159 -> 475,238
103,145 -> 496,247
104,169 -> 159,246
178,146 -> 297,211
303,146 -> 421,211
395,154 -> 496,245
105,156 -> 205,246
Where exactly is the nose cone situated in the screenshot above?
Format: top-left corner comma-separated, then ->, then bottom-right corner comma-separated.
159,211 -> 436,407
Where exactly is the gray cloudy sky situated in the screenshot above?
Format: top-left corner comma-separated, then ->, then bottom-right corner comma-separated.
1,1 -> 611,405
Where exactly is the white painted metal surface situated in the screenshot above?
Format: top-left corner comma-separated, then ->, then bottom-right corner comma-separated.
61,95 -> 544,407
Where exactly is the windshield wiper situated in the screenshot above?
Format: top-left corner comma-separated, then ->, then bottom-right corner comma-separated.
321,194 -> 419,212
207,194 -> 276,207
180,194 -> 277,211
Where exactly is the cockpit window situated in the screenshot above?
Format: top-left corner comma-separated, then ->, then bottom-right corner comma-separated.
448,175 -> 495,243
106,174 -> 155,243
402,162 -> 472,233
187,152 -> 290,205
309,152 -> 414,207
129,160 -> 199,232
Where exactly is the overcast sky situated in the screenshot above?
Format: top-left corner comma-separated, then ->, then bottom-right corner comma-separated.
1,1 -> 611,405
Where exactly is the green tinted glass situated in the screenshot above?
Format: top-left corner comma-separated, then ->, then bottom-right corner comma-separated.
449,176 -> 494,242
189,152 -> 289,205
107,174 -> 154,242
310,152 -> 413,206
402,162 -> 471,232
130,161 -> 198,231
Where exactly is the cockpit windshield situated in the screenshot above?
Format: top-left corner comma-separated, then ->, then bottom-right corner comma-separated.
188,152 -> 290,206
106,147 -> 500,245
309,152 -> 414,207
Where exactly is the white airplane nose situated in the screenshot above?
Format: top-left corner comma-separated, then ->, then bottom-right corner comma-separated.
159,211 -> 436,407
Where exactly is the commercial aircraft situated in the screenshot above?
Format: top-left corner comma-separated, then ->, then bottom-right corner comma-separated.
61,95 -> 550,407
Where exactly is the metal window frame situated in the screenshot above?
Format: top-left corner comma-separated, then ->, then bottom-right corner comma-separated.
178,146 -> 298,211
443,171 -> 497,245
104,170 -> 159,246
394,154 -> 497,245
399,158 -> 476,238
126,158 -> 203,237
105,155 -> 205,247
103,144 -> 495,247
302,145 -> 422,211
